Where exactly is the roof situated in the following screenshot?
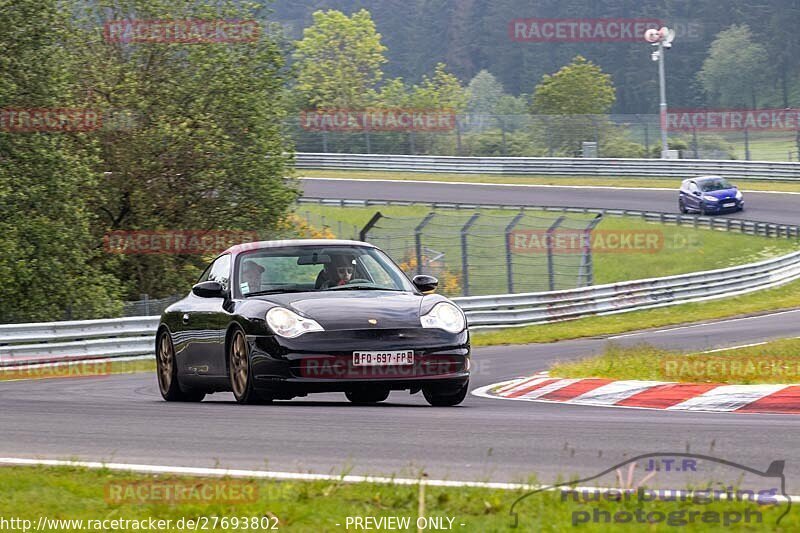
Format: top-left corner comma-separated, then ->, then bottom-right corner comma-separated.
224,238 -> 375,255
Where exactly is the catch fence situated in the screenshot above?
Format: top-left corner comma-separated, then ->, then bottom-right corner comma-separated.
360,210 -> 602,296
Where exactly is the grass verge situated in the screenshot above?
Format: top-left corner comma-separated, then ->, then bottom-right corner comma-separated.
295,204 -> 796,290
299,169 -> 800,193
471,278 -> 800,347
551,339 -> 800,385
0,357 -> 154,381
0,465 -> 792,531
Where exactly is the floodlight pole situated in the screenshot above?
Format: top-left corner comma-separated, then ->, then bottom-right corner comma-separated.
657,40 -> 669,159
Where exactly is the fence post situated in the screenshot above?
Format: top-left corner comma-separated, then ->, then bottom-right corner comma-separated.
359,211 -> 383,242
504,210 -> 526,293
415,212 -> 436,275
460,213 -> 481,296
579,215 -> 603,286
546,216 -> 566,292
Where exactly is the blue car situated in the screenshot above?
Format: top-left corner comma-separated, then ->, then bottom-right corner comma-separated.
678,176 -> 744,215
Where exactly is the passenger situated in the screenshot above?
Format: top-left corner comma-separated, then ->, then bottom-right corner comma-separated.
241,261 -> 265,293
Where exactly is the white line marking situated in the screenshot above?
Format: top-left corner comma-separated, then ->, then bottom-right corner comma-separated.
300,176 -> 675,192
701,342 -> 769,354
1,456 -> 797,503
300,177 -> 800,195
607,309 -> 800,339
667,384 -> 789,412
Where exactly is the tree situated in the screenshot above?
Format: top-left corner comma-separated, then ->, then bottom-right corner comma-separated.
530,56 -> 617,156
0,0 -> 122,322
466,70 -> 506,115
409,63 -> 468,111
293,9 -> 387,109
67,0 -> 297,299
531,56 -> 616,115
698,25 -> 770,108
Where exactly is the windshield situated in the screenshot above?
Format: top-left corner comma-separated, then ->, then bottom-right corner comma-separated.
698,178 -> 734,192
235,245 -> 415,296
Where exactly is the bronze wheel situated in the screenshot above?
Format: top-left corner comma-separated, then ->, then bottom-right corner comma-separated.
156,330 -> 205,402
229,329 -> 269,404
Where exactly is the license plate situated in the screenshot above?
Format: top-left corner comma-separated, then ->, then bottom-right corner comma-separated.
353,350 -> 414,366
723,202 -> 735,207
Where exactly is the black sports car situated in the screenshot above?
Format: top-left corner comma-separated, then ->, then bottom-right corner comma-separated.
156,239 -> 471,406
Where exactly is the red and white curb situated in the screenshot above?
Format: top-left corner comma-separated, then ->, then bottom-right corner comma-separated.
472,373 -> 800,414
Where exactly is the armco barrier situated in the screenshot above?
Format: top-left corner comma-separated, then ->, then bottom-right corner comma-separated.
2,250 -> 799,361
295,153 -> 800,181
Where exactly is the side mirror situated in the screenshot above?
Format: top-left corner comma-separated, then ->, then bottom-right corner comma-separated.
412,275 -> 439,293
192,280 -> 225,298
693,190 -> 701,196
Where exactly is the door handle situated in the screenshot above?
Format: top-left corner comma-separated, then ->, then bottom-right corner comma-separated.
182,313 -> 189,324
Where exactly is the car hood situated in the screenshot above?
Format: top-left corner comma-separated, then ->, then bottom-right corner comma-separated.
262,291 -> 424,330
703,187 -> 738,199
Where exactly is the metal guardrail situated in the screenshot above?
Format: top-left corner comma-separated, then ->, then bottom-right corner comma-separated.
454,250 -> 800,328
2,249 -> 799,360
297,197 -> 800,239
295,153 -> 800,181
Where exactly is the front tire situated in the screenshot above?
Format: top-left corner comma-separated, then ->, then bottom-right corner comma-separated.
156,331 -> 205,402
423,381 -> 469,407
345,388 -> 390,404
679,198 -> 687,214
229,329 -> 270,405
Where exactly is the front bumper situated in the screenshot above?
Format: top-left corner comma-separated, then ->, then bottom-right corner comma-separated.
247,328 -> 470,397
703,199 -> 743,213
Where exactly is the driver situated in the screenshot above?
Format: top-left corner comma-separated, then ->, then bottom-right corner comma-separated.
241,260 -> 265,294
321,256 -> 355,288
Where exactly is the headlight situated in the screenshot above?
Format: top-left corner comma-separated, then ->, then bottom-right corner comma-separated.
735,190 -> 743,200
702,195 -> 718,202
420,302 -> 466,333
266,307 -> 323,338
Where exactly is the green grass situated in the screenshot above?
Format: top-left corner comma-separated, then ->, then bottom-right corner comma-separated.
299,169 -> 800,193
0,357 -> 154,381
471,277 -> 800,347
0,465 -> 793,531
294,204 -> 797,294
551,338 -> 800,385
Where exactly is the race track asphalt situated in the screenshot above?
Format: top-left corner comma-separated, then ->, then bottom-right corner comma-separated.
2,178 -> 799,489
300,178 -> 800,227
2,310 -> 799,486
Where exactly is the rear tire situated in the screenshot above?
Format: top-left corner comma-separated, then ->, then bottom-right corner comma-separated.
156,331 -> 205,402
423,381 -> 469,407
229,329 -> 271,405
345,388 -> 390,405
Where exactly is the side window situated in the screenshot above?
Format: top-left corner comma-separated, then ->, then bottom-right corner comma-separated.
688,182 -> 698,193
207,254 -> 231,290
